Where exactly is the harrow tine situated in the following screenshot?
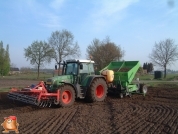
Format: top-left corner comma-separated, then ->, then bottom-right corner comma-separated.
35,100 -> 40,106
45,102 -> 49,107
48,103 -> 52,107
39,102 -> 44,107
43,102 -> 47,107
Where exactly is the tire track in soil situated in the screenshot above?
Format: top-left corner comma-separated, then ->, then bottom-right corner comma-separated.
107,102 -> 147,134
144,105 -> 177,134
153,106 -> 172,133
147,105 -> 176,134
169,114 -> 178,134
132,103 -> 157,134
105,100 -> 178,134
101,101 -> 141,134
103,97 -> 136,134
120,103 -> 150,134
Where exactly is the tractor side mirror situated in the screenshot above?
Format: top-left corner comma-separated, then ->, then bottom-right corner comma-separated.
80,64 -> 83,69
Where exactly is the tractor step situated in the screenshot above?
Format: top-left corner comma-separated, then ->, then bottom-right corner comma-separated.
80,92 -> 85,99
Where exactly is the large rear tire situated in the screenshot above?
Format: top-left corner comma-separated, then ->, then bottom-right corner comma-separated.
59,85 -> 75,107
86,78 -> 107,102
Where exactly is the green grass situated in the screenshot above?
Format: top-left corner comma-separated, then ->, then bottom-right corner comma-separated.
0,73 -> 54,81
0,88 -> 11,92
135,73 -> 178,81
135,74 -> 154,80
0,73 -> 55,92
133,73 -> 178,88
147,82 -> 178,88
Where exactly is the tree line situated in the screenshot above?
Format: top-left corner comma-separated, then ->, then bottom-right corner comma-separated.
143,62 -> 153,73
0,41 -> 10,76
1,29 -> 178,78
24,33 -> 178,79
24,29 -> 124,79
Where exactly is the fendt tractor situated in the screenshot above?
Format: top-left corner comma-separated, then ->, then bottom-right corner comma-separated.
8,59 -> 147,107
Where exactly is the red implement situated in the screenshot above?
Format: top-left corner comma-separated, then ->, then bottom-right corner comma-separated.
8,81 -> 60,107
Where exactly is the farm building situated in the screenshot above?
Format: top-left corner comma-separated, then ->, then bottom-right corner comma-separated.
9,68 -> 20,74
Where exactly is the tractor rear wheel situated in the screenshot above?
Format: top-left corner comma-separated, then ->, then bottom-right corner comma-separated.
86,78 -> 107,102
59,85 -> 75,107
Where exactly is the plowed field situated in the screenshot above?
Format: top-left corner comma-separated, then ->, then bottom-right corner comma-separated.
0,80 -> 178,134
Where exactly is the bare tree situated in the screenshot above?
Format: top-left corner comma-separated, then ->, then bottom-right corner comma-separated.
149,39 -> 178,78
24,40 -> 54,79
87,37 -> 124,70
49,29 -> 80,75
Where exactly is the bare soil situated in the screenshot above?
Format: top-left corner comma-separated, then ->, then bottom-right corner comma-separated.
0,79 -> 39,89
0,80 -> 178,134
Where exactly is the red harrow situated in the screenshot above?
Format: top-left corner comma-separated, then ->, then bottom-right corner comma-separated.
8,81 -> 60,107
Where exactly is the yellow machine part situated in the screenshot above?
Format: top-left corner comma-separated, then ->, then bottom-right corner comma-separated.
101,70 -> 114,83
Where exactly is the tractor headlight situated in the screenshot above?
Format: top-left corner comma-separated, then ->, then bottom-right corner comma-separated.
46,79 -> 53,85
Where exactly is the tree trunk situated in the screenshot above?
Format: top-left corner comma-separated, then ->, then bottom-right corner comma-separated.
58,65 -> 60,76
164,66 -> 166,78
58,58 -> 62,76
37,65 -> 40,79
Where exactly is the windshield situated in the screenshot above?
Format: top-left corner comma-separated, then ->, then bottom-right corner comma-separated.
65,62 -> 78,75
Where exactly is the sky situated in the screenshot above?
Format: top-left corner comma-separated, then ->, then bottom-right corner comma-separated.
0,0 -> 178,70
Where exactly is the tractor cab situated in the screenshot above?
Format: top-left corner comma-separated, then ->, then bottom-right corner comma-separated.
63,59 -> 95,84
45,59 -> 95,92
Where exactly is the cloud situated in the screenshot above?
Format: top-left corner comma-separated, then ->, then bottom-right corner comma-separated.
86,0 -> 139,33
39,13 -> 61,29
50,0 -> 65,11
24,0 -> 64,29
97,0 -> 139,16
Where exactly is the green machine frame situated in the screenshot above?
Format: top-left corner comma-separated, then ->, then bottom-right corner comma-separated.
100,61 -> 140,94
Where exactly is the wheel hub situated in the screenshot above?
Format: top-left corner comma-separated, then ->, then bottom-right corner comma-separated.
63,95 -> 67,99
96,85 -> 104,98
62,91 -> 71,104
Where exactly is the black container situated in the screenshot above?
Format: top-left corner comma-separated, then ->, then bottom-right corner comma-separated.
154,71 -> 162,79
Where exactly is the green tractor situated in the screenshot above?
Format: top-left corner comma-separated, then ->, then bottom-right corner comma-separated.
46,59 -> 108,107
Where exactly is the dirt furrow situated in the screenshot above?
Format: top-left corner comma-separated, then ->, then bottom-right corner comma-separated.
21,111 -> 56,133
56,108 -> 78,133
35,110 -> 67,134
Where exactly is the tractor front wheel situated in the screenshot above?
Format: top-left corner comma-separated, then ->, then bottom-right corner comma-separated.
86,78 -> 107,102
59,85 -> 75,107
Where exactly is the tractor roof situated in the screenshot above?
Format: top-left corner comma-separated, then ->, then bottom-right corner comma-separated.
66,59 -> 95,63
